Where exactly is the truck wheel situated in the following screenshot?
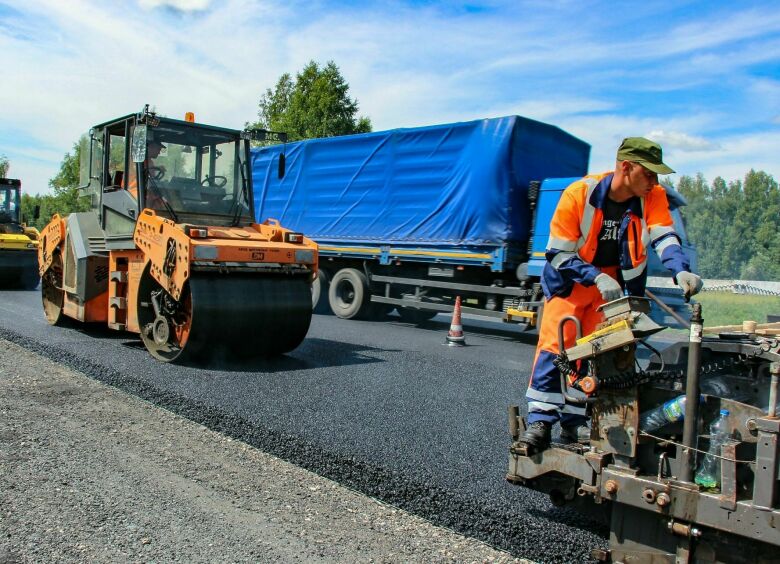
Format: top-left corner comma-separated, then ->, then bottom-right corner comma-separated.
311,268 -> 331,314
329,268 -> 372,319
397,308 -> 438,324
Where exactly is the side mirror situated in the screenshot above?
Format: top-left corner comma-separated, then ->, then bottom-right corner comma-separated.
33,205 -> 40,220
278,153 -> 286,179
131,124 -> 148,163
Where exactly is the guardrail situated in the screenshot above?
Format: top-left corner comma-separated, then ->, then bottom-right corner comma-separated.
648,277 -> 780,297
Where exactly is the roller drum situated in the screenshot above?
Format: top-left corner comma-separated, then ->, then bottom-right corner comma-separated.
139,270 -> 312,363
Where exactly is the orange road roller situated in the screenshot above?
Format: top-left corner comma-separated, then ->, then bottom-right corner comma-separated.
38,106 -> 318,362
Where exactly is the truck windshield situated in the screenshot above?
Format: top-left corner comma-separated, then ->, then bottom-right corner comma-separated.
144,123 -> 251,226
0,186 -> 21,224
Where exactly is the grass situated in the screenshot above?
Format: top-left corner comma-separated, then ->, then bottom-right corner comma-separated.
694,292 -> 780,328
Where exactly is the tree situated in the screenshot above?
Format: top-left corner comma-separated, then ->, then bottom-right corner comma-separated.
250,60 -> 371,141
21,140 -> 91,230
0,155 -> 8,177
677,170 -> 780,280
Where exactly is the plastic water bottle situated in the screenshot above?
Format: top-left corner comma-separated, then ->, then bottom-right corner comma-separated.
639,395 -> 688,432
695,409 -> 731,490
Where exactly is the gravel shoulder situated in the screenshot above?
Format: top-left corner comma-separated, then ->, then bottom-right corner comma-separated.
0,339 -> 523,563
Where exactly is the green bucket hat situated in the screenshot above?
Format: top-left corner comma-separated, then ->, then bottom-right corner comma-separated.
617,137 -> 675,175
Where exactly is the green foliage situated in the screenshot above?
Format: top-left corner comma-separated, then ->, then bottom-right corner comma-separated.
694,292 -> 780,327
0,155 -> 9,178
677,170 -> 780,280
21,140 -> 91,230
249,60 -> 372,141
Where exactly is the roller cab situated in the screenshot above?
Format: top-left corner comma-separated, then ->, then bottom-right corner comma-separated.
38,106 -> 318,362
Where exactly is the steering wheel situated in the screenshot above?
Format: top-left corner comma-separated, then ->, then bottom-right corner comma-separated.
201,175 -> 227,188
148,166 -> 166,180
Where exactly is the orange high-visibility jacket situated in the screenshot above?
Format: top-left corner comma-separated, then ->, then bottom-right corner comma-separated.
541,172 -> 690,299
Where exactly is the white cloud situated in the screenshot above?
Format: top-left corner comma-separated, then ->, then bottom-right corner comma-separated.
1,0 -> 778,195
683,130 -> 780,183
645,130 -> 720,152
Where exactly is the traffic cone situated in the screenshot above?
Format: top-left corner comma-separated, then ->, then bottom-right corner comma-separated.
446,296 -> 466,346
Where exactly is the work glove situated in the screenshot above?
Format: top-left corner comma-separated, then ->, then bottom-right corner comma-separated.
595,273 -> 623,302
676,271 -> 703,301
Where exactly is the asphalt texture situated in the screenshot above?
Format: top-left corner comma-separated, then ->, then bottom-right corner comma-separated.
0,288 -> 608,563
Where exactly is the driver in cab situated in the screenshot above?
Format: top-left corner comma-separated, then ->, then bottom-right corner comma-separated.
128,139 -> 170,210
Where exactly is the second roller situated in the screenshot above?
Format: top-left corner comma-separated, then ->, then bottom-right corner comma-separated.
38,105 -> 318,363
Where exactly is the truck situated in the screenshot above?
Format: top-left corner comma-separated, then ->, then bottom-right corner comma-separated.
250,116 -> 695,328
38,106 -> 318,362
0,178 -> 40,289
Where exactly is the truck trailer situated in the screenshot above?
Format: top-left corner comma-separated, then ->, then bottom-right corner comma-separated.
251,116 -> 694,327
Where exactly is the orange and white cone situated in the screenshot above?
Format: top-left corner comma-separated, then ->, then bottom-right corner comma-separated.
446,296 -> 466,346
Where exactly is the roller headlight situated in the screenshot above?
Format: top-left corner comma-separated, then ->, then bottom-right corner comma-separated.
295,250 -> 314,263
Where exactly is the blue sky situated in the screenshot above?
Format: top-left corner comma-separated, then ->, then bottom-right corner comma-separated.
1,0 -> 779,194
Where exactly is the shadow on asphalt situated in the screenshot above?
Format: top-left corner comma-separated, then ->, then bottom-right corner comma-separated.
109,335 -> 395,373
189,337 -> 398,372
387,317 -> 540,346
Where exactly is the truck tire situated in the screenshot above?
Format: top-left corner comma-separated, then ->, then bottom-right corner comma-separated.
329,268 -> 372,320
311,268 -> 331,314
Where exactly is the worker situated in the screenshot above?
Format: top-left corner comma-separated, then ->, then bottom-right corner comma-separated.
521,137 -> 703,450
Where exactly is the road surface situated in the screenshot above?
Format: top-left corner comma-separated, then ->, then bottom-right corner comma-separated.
0,288 -> 607,562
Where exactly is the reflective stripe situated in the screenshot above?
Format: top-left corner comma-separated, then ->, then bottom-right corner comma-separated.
579,179 -> 599,239
526,387 -> 564,404
550,251 -> 576,270
649,224 -> 675,241
528,400 -> 560,413
580,204 -> 595,240
640,218 -> 650,247
547,236 -> 577,252
622,260 -> 647,281
562,403 -> 587,416
654,237 -> 680,256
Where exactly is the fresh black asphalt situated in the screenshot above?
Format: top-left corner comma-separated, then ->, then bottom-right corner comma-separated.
0,288 -> 608,562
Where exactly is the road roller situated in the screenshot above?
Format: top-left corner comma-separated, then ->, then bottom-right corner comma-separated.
0,178 -> 40,289
507,298 -> 780,562
38,106 -> 317,362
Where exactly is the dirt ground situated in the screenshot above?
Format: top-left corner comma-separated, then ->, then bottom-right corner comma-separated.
0,339 -> 524,563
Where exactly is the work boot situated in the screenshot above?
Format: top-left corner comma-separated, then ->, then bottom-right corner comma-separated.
521,421 -> 552,451
560,423 -> 591,445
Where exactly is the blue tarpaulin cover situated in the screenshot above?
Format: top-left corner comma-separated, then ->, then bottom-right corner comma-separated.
251,116 -> 589,247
